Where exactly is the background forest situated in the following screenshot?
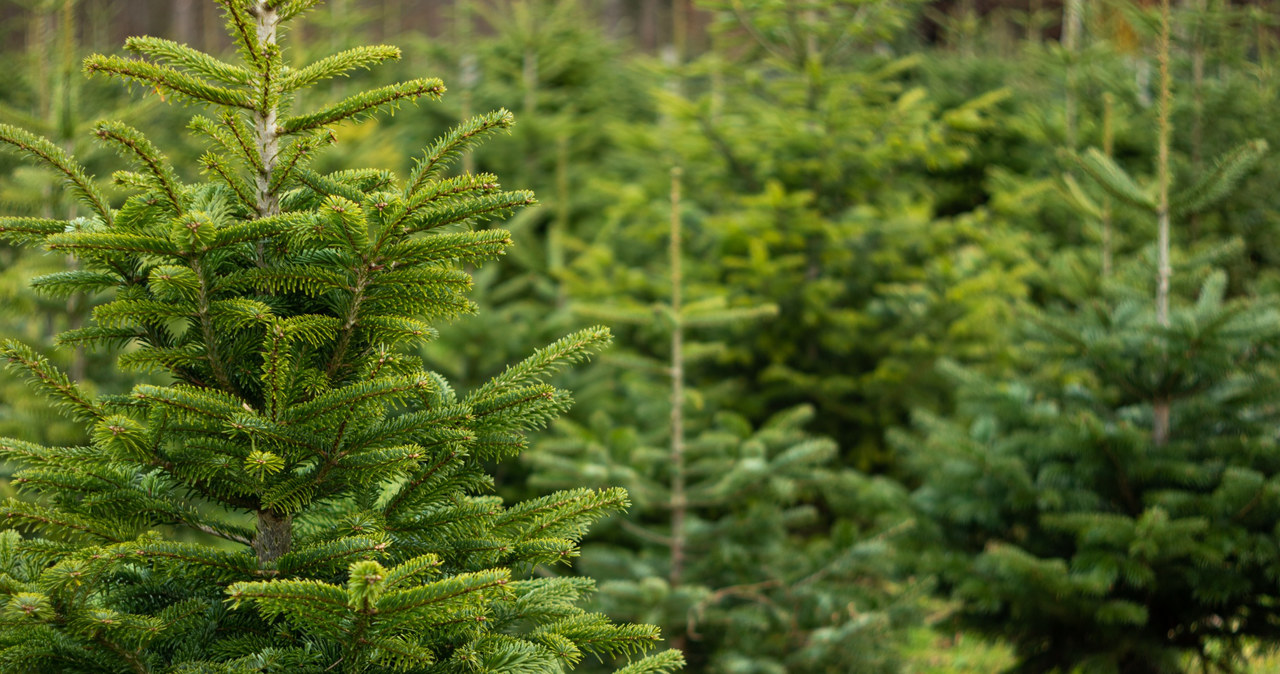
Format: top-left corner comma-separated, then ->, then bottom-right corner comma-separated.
0,0 -> 1279,672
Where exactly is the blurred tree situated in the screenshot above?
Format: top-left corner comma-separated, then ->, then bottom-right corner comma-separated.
901,2 -> 1280,671
407,0 -> 656,391
528,168 -> 918,673
0,0 -> 152,447
574,0 -> 1036,470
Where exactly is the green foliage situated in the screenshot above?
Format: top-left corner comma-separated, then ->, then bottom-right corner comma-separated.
1172,139 -> 1269,217
526,161 -> 919,671
1068,147 -> 1155,211
2,1 -> 1278,671
894,4 -> 1280,669
1067,137 -> 1268,218
0,0 -> 154,451
554,0 -> 1035,471
0,123 -> 113,225
0,2 -> 678,671
533,401 -> 919,673
902,4 -> 1280,660
902,264 -> 1280,672
410,0 -> 657,392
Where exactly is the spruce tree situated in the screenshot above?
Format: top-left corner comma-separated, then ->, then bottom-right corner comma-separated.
901,1 -> 1278,671
0,2 -> 682,671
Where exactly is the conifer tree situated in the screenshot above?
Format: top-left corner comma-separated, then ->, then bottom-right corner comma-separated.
419,0 -> 651,392
0,2 -> 683,671
527,168 -> 917,673
901,2 -> 1278,671
0,0 -> 149,447
622,0 -> 1031,470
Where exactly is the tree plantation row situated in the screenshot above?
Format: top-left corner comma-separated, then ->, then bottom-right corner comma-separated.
0,1 -> 1277,673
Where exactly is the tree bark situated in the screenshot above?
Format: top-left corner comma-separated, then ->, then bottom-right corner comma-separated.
1154,0 -> 1173,446
1101,93 -> 1114,278
1062,0 -> 1083,149
1155,0 -> 1172,331
253,509 -> 293,565
252,2 -> 281,221
172,0 -> 198,46
641,0 -> 660,51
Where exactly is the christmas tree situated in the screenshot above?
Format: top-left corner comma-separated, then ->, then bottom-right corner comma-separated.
649,0 -> 1027,471
0,0 -> 152,448
0,1 -> 682,671
528,169 -> 918,673
901,1 -> 1277,671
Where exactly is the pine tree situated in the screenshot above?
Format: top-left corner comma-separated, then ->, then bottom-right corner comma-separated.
0,2 -> 683,671
901,2 -> 1278,671
527,168 -> 918,673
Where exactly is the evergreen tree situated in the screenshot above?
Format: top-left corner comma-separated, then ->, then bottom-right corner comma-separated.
528,169 -> 918,673
277,0 -> 653,396
0,1 -> 682,671
0,0 -> 153,448
920,0 -> 1280,299
417,0 -> 653,392
613,0 -> 1032,470
901,2 -> 1278,671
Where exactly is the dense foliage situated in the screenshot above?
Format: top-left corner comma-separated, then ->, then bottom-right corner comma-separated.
901,2 -> 1280,671
904,269 -> 1280,673
2,0 -> 1280,672
0,1 -> 682,671
524,168 -> 919,673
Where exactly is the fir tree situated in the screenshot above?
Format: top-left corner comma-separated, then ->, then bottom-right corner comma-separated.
420,0 -> 652,392
640,0 -> 1029,470
527,169 -> 918,673
0,2 -> 683,671
0,0 -> 150,448
901,1 -> 1277,671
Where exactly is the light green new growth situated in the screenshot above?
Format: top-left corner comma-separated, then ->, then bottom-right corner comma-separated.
0,1 -> 684,671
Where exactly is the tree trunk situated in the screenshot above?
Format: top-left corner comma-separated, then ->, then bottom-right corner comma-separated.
172,0 -> 198,46
458,0 -> 477,174
253,509 -> 293,565
1062,0 -> 1083,149
603,0 -> 625,39
641,0 -> 660,51
1101,93 -> 1114,278
667,166 -> 688,653
1188,0 -> 1206,239
1154,0 -> 1173,446
203,0 -> 222,52
1155,0 -> 1172,331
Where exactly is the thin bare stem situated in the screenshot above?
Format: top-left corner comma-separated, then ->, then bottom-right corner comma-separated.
1063,0 -> 1083,149
457,0 -> 476,175
1154,0 -> 1173,446
1102,92 -> 1115,278
1156,0 -> 1172,328
1188,0 -> 1206,238
668,165 -> 688,653
668,166 -> 686,590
